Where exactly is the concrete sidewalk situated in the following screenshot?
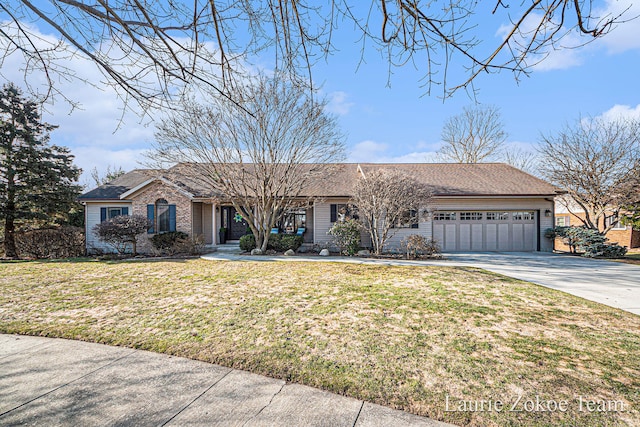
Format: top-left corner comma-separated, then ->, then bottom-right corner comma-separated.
0,334 -> 450,427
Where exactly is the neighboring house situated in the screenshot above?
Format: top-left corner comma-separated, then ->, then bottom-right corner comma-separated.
78,163 -> 563,254
554,198 -> 640,250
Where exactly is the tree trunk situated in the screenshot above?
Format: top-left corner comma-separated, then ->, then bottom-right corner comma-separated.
4,214 -> 17,259
260,231 -> 269,252
4,176 -> 17,258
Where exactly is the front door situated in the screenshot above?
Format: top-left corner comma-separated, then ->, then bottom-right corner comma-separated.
228,207 -> 249,240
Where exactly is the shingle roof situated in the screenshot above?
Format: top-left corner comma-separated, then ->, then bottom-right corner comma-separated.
78,169 -> 156,200
79,163 -> 562,201
357,163 -> 561,196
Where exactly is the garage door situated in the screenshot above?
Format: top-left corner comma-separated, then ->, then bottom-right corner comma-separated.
432,211 -> 537,252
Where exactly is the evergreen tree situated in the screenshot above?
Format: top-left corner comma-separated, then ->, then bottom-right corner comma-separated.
0,83 -> 81,258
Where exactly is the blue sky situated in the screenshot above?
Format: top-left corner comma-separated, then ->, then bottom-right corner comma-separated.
2,1 -> 640,187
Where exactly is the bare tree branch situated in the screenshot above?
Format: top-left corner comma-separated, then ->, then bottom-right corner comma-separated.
438,104 -> 507,163
538,116 -> 640,233
351,168 -> 432,255
0,0 -> 630,110
151,73 -> 345,251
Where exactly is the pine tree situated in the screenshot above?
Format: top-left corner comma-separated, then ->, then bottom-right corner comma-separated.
0,83 -> 81,258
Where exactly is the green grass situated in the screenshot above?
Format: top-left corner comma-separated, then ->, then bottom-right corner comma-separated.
1,259 -> 638,426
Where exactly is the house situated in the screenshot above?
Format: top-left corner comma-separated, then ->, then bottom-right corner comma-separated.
554,197 -> 640,250
78,163 -> 563,254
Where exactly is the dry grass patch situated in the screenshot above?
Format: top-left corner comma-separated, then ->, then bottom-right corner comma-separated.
0,259 -> 638,426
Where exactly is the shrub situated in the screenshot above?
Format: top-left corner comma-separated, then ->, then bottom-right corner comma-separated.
151,231 -> 189,250
239,233 -> 303,252
554,226 -> 628,258
239,234 -> 256,251
15,226 -> 85,259
328,219 -> 361,255
93,214 -> 151,255
278,234 -> 303,251
401,234 -> 441,259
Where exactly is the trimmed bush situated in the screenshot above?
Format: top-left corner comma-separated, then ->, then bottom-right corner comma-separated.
151,231 -> 189,250
239,233 -> 303,252
277,234 -> 303,251
239,234 -> 256,251
15,226 -> 85,259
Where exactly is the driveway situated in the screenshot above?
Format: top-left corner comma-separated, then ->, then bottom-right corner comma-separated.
442,252 -> 640,315
203,251 -> 640,315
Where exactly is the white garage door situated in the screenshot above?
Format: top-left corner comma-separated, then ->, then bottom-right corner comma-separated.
432,211 -> 537,252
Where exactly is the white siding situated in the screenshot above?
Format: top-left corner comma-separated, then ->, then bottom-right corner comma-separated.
382,220 -> 432,251
85,202 -> 133,253
313,198 -> 349,246
313,196 -> 555,252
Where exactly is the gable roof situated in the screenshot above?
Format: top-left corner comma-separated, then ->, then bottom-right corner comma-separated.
79,162 -> 562,201
78,169 -> 156,200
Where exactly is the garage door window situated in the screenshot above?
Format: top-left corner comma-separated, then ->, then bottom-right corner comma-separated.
434,212 -> 456,221
460,212 -> 483,220
513,211 -> 535,221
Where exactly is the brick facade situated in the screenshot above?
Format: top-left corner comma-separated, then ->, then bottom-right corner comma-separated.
130,181 -> 193,253
554,212 -> 639,250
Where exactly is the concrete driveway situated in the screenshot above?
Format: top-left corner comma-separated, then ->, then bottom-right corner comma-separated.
442,252 -> 640,315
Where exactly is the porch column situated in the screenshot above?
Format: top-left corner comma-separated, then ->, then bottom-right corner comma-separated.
212,202 -> 218,245
313,200 -> 317,244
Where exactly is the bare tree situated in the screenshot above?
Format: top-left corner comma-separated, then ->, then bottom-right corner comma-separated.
0,1 -> 629,110
502,145 -> 539,174
90,165 -> 125,187
351,169 -> 432,255
152,73 -> 345,252
539,116 -> 640,232
438,105 -> 507,163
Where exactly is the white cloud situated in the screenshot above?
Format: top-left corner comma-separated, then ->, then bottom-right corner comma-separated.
74,146 -> 149,188
596,104 -> 640,122
496,11 -> 586,72
326,91 -> 354,115
348,139 -> 437,163
593,0 -> 640,54
495,2 -> 640,72
0,21 -> 167,185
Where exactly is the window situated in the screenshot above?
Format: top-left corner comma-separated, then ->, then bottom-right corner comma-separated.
433,212 -> 456,221
605,214 -> 626,230
485,212 -> 509,220
555,216 -> 569,227
147,199 -> 177,233
330,204 -> 356,222
392,209 -> 419,228
460,212 -> 483,221
100,206 -> 129,222
513,211 -> 535,221
278,209 -> 307,233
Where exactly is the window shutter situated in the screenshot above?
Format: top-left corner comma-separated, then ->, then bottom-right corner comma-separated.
121,207 -> 129,216
330,204 -> 337,223
100,207 -> 107,222
169,205 -> 177,231
147,204 -> 155,233
411,210 -> 419,228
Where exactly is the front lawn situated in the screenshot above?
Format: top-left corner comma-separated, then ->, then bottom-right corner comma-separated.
618,251 -> 640,265
0,259 -> 638,426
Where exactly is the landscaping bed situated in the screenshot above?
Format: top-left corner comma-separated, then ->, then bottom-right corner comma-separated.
0,259 -> 638,426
